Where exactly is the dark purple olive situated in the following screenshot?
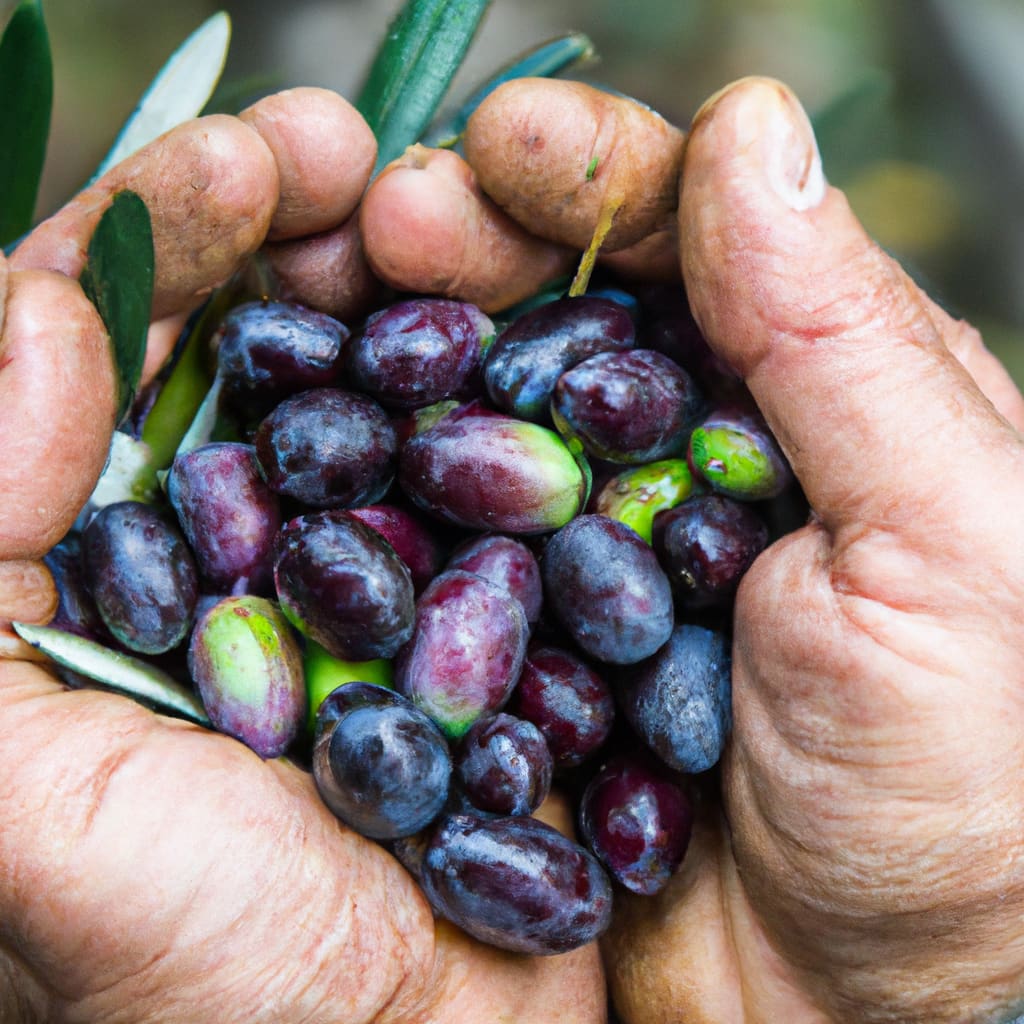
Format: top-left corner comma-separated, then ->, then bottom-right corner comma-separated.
579,752 -> 693,895
619,623 -> 732,774
652,494 -> 769,608
313,682 -> 452,840
636,284 -> 746,402
510,645 -> 615,770
346,297 -> 494,409
81,501 -> 198,655
273,510 -> 415,661
541,514 -> 673,665
254,387 -> 396,509
346,503 -> 445,595
167,442 -> 281,596
455,713 -> 553,815
420,813 -> 613,955
483,296 -> 636,423
551,349 -> 705,464
43,533 -> 108,642
214,299 -> 349,421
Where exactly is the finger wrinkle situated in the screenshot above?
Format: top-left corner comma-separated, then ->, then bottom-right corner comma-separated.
0,946 -> 50,1023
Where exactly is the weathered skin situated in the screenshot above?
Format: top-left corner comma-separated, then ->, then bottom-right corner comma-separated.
602,78 -> 1024,1024
463,77 -> 685,253
360,145 -> 575,313
0,265 -> 117,559
0,87 -> 606,1024
10,115 -> 279,321
0,558 -> 57,661
239,87 -> 376,240
263,216 -> 387,323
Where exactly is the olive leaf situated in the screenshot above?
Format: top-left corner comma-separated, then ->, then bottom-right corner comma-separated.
0,0 -> 52,247
357,0 -> 493,174
12,622 -> 210,726
91,11 -> 232,182
79,190 -> 155,425
811,68 -> 893,185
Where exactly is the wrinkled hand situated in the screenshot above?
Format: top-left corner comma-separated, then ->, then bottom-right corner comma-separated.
0,88 -> 605,1024
594,80 -> 1023,1024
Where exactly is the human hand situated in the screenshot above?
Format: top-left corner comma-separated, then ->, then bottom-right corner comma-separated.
0,88 -> 605,1023
448,76 -> 1024,1023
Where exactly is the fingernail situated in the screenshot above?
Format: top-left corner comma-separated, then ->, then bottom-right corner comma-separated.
761,85 -> 826,211
690,79 -> 748,130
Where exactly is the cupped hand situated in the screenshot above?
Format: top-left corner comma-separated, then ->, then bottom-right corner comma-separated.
447,75 -> 1024,1022
0,88 -> 605,1024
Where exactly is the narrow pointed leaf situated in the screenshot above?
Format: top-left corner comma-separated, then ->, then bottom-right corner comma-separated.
0,0 -> 52,246
811,69 -> 892,184
87,430 -> 161,511
140,275 -> 252,469
423,32 -> 595,147
357,0 -> 493,174
79,191 -> 155,424
92,11 -> 231,181
12,622 -> 210,726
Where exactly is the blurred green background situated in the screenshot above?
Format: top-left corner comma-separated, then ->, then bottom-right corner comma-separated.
14,0 -> 1024,382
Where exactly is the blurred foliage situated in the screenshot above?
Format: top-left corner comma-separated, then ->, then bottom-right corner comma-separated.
10,0 -> 1024,379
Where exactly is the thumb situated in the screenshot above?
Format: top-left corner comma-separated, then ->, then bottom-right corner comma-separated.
679,77 -> 1024,538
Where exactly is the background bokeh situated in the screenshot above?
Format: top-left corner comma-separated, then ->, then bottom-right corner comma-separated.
16,0 -> 1024,382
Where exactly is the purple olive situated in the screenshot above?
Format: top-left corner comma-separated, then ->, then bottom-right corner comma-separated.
167,442 -> 281,596
395,570 -> 528,740
188,595 -> 306,759
398,407 -> 589,535
273,510 -> 415,661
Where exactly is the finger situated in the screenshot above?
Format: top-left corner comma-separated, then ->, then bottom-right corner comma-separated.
463,78 -> 685,253
239,87 -> 377,242
262,217 -> 388,324
922,293 -> 1024,430
142,313 -> 189,387
0,560 -> 56,661
359,145 -> 576,313
597,217 -> 681,284
679,77 -> 1024,535
0,269 -> 116,560
10,114 -> 279,321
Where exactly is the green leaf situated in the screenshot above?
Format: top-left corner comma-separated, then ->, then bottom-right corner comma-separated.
0,0 -> 52,246
92,11 -> 231,182
87,429 -> 161,510
201,72 -> 282,116
357,0 -> 493,174
422,31 -> 595,148
12,622 -> 210,726
80,191 -> 155,425
811,69 -> 893,185
140,274 -> 253,469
